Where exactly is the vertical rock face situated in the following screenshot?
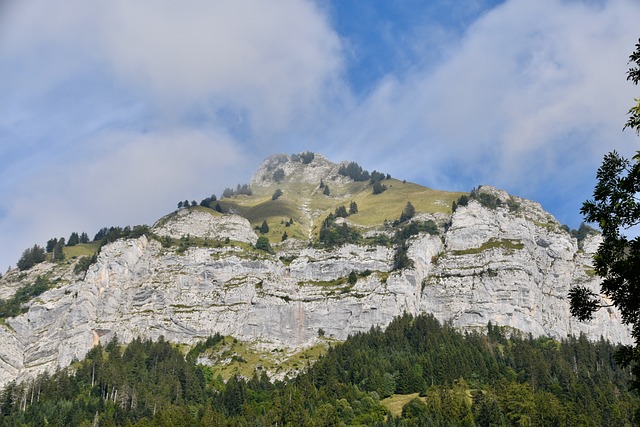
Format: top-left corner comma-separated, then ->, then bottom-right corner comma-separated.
0,183 -> 631,386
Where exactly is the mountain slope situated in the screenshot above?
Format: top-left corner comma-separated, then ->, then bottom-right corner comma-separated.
0,152 -> 630,386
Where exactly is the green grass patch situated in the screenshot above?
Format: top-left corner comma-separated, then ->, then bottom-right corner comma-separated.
219,177 -> 463,242
381,393 -> 422,417
533,220 -> 559,233
197,336 -> 328,381
63,242 -> 101,258
451,239 -> 524,256
346,180 -> 464,227
243,199 -> 298,224
299,277 -> 348,288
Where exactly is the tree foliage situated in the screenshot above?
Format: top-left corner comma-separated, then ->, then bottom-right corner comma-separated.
255,236 -> 272,253
53,238 -> 65,261
570,38 -> 640,392
338,161 -> 370,181
334,205 -> 348,218
319,213 -> 360,247
258,220 -> 269,234
0,314 -> 635,425
200,194 -> 217,208
372,181 -> 387,195
399,202 -> 415,223
67,232 -> 80,247
17,245 -> 46,271
625,38 -> 640,134
222,184 -> 252,198
349,201 -> 358,215
0,276 -> 49,320
299,151 -> 315,164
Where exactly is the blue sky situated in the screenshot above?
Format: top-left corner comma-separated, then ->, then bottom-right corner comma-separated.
0,0 -> 638,269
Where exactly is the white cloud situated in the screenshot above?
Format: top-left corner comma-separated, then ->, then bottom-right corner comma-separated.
330,0 -> 639,195
0,0 -> 344,134
0,129 -> 249,269
0,0 -> 345,268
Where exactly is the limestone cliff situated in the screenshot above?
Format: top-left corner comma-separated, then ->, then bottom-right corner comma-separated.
0,154 -> 630,386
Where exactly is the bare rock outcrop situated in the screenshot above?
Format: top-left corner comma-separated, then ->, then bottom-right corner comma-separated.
0,185 -> 630,386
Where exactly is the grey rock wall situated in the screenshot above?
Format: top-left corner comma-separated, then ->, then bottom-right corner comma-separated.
0,186 -> 630,386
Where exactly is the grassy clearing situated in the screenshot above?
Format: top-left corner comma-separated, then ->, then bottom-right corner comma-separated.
381,393 -> 422,417
451,239 -> 524,256
63,242 -> 101,258
218,175 -> 462,243
347,180 -> 464,227
198,336 -> 328,381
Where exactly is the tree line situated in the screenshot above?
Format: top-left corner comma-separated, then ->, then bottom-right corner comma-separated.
0,313 -> 635,426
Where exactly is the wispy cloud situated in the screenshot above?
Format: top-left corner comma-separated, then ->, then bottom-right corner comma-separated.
326,0 -> 639,222
0,0 -> 345,268
0,0 -> 638,269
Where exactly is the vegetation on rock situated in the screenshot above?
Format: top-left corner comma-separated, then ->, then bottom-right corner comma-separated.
0,314 -> 635,426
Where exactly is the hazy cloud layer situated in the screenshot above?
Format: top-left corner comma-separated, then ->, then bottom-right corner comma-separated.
0,0 -> 638,268
0,0 -> 344,268
327,0 -> 639,221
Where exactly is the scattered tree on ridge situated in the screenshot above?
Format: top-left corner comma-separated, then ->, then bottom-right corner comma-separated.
17,245 -> 46,271
67,232 -> 80,247
255,236 -> 272,253
46,238 -> 58,253
335,205 -> 348,218
338,161 -> 370,181
299,151 -> 315,164
372,181 -> 387,195
53,238 -> 65,261
399,202 -> 416,223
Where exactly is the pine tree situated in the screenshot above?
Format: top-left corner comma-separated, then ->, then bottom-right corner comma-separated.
16,245 -> 46,271
67,232 -> 80,247
335,206 -> 348,218
53,238 -> 65,261
400,202 -> 416,222
372,182 -> 387,194
46,238 -> 58,253
255,237 -> 272,253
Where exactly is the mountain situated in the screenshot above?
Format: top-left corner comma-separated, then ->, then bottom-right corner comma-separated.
0,152 -> 630,386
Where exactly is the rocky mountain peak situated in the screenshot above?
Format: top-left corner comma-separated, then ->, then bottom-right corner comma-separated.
250,152 -> 353,188
0,153 -> 630,387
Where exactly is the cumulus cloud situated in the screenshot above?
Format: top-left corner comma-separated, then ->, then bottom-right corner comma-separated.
1,0 -> 638,268
327,0 -> 639,222
0,0 -> 344,134
0,129 -> 248,269
0,0 -> 344,268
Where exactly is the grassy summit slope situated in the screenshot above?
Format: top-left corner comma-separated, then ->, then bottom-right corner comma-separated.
217,153 -> 463,242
